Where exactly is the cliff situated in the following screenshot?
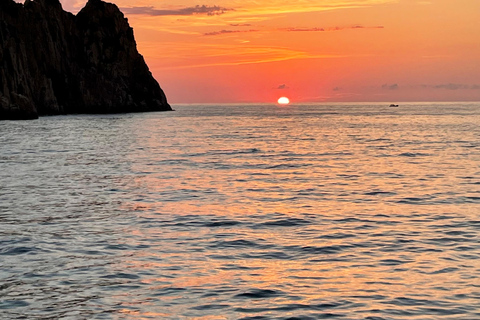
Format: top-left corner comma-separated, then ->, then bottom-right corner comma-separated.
0,0 -> 171,120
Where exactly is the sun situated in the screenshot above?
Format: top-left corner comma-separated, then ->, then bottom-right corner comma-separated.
277,97 -> 290,105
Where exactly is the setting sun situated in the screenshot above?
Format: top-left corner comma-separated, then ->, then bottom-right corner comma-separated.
277,97 -> 290,105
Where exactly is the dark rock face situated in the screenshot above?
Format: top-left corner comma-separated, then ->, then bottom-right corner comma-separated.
0,0 -> 171,120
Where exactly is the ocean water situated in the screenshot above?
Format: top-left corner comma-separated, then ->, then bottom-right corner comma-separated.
1,103 -> 479,319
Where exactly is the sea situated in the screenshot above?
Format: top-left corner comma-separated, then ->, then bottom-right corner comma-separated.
1,102 -> 479,319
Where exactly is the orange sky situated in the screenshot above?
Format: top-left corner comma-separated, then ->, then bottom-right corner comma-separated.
59,0 -> 480,103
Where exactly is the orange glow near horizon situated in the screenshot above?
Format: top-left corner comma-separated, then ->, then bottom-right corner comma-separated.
58,0 -> 480,103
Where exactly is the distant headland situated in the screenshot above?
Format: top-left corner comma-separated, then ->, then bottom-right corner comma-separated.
0,0 -> 172,120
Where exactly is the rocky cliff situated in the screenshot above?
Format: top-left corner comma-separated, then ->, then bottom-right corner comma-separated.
0,0 -> 171,120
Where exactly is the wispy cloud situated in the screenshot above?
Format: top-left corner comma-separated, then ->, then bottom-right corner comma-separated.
351,25 -> 384,29
230,23 -> 252,27
121,5 -> 233,16
204,29 -> 259,36
415,83 -> 480,90
382,83 -> 399,90
121,0 -> 396,21
226,0 -> 396,17
284,27 -> 326,32
284,25 -> 384,32
277,84 -> 289,89
142,42 -> 347,69
432,83 -> 480,90
204,25 -> 384,36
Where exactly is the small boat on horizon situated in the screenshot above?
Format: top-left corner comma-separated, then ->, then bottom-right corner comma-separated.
389,104 -> 399,107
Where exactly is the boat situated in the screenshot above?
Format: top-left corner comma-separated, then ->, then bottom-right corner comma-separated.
389,104 -> 399,107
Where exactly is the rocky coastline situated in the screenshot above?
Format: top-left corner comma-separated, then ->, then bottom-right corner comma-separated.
0,0 -> 171,120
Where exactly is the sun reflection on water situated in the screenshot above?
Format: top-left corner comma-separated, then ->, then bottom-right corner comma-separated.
105,104 -> 480,318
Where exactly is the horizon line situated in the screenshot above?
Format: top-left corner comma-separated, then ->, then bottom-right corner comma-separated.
170,101 -> 480,106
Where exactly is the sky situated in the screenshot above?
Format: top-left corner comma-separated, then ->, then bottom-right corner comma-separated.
49,1 -> 480,103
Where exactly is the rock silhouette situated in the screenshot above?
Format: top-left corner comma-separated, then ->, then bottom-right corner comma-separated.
0,0 -> 171,120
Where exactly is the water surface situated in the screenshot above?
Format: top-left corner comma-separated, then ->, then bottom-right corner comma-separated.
1,103 -> 480,319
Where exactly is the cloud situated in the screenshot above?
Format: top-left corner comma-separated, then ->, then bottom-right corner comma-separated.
277,84 -> 289,89
121,5 -> 233,16
433,83 -> 473,90
284,27 -> 325,32
382,83 -> 399,90
204,25 -> 384,37
230,23 -> 252,27
434,83 -> 467,90
204,29 -> 259,36
145,41 -> 347,70
283,25 -> 384,32
333,87 -> 341,91
222,0 -> 394,18
352,25 -> 384,29
418,83 -> 480,90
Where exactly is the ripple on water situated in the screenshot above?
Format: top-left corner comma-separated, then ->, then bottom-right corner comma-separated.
1,104 -> 480,319
0,246 -> 39,256
256,217 -> 312,227
234,289 -> 284,299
